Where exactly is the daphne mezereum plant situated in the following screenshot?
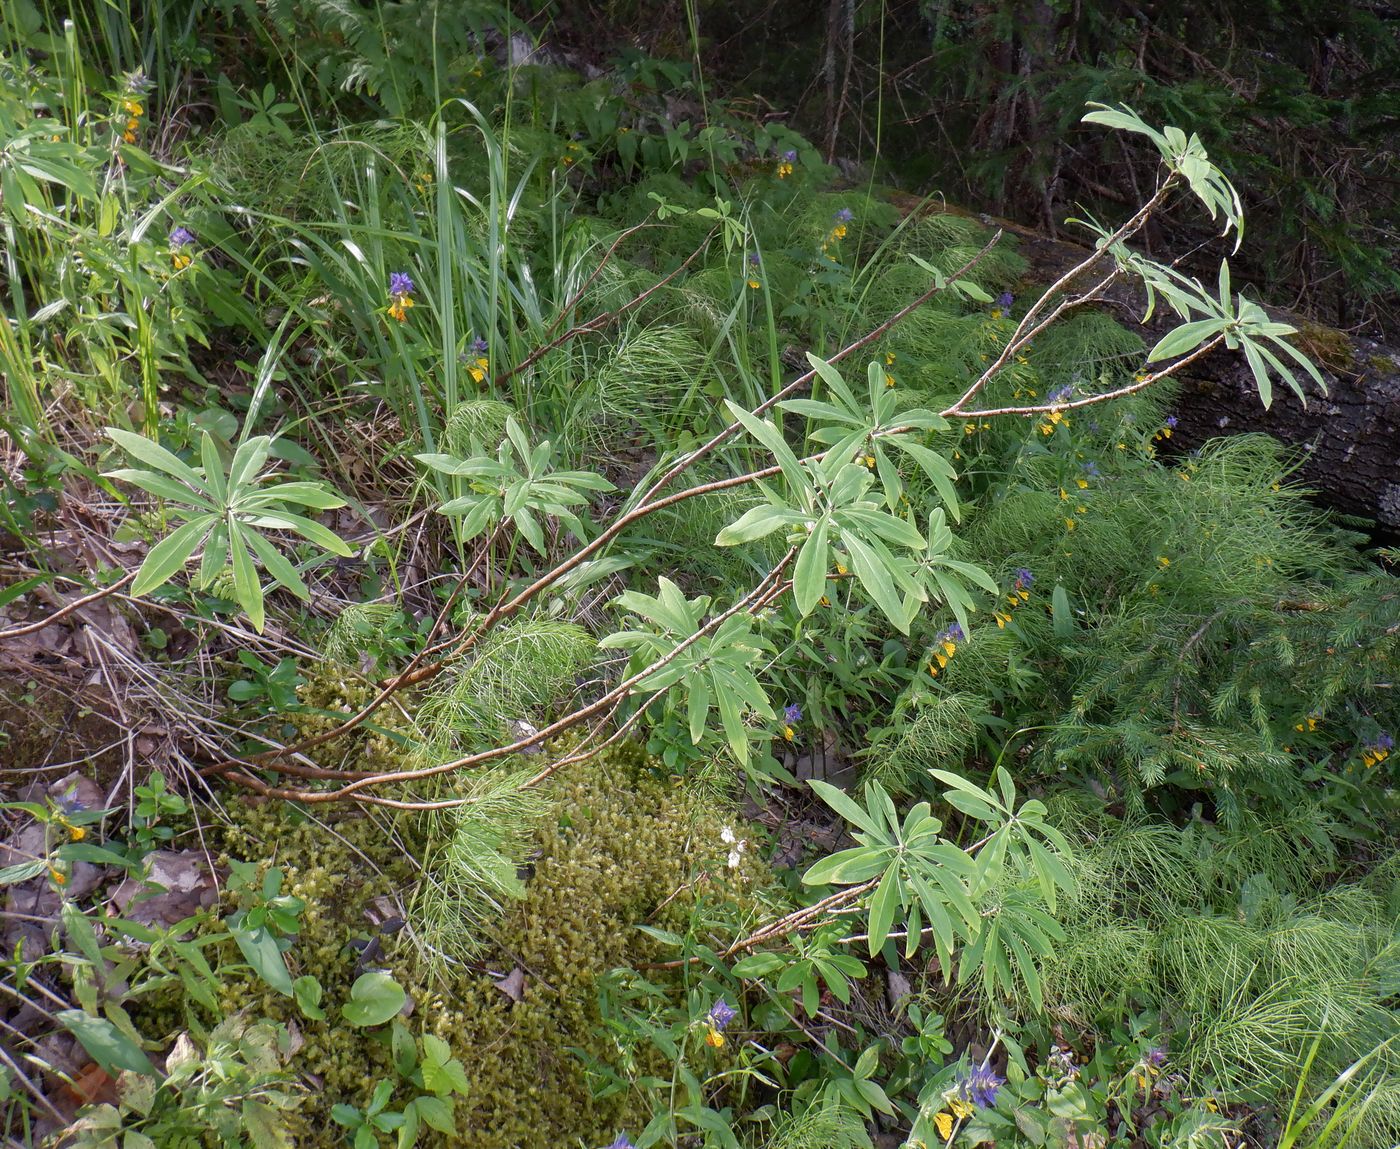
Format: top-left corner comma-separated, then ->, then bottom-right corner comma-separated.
105,428 -> 352,633
98,103 -> 1323,812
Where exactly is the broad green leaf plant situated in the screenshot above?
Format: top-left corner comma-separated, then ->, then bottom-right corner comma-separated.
415,416 -> 613,555
802,768 -> 1073,1008
105,428 -> 351,632
717,356 -> 997,632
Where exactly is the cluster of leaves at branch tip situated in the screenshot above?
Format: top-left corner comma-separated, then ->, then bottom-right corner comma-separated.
1080,105 -> 1326,410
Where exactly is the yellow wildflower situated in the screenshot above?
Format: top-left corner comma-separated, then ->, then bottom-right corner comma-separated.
934,1111 -> 954,1140
950,1098 -> 974,1120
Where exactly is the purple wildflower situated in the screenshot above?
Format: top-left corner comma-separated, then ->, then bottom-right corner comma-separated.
1378,732 -> 1395,751
784,703 -> 802,724
169,226 -> 195,248
55,788 -> 87,815
1048,383 -> 1074,404
388,271 -> 415,298
748,253 -> 761,267
1145,1047 -> 1168,1067
1014,568 -> 1034,590
962,1063 -> 1004,1108
1165,415 -> 1179,429
707,999 -> 736,1030
782,149 -> 797,163
470,335 -> 489,354
1081,461 -> 1101,478
996,291 -> 1014,311
608,1137 -> 634,1149
834,207 -> 854,223
938,622 -> 964,643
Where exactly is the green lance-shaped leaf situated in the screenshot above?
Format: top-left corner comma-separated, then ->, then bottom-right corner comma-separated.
793,516 -> 831,614
229,920 -> 294,995
106,427 -> 206,490
866,864 -> 902,956
132,515 -> 216,596
58,1010 -> 158,1077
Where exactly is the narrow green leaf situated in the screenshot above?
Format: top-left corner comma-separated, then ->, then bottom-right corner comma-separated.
802,847 -> 889,886
715,504 -> 801,546
867,865 -> 901,956
106,428 -> 204,488
245,509 -> 353,556
1147,318 -> 1225,363
809,778 -> 885,837
723,400 -> 809,493
793,517 -> 830,615
1051,584 -> 1073,638
200,433 -> 227,505
230,923 -> 293,995
228,523 -> 265,632
132,516 -> 215,595
105,469 -> 216,509
842,531 -> 908,633
227,436 -> 272,492
244,527 -> 310,601
687,675 -> 710,745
